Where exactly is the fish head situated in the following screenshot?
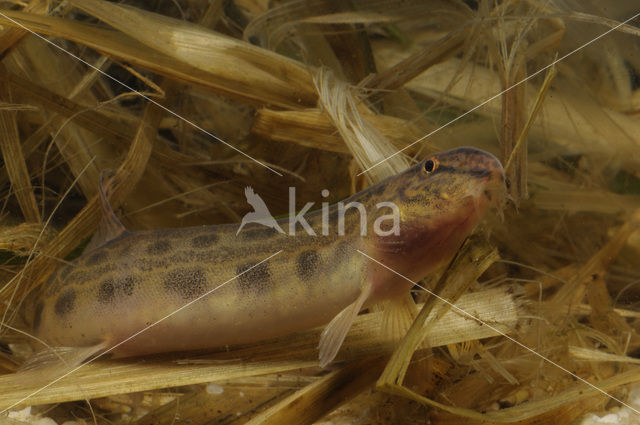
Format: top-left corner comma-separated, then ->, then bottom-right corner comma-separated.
368,147 -> 506,285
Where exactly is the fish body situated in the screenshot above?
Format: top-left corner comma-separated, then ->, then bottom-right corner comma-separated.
32,147 -> 505,366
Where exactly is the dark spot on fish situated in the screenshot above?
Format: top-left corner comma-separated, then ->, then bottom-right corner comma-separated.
190,234 -> 218,249
119,275 -> 137,296
98,275 -> 139,304
296,250 -> 319,282
32,302 -> 43,330
86,250 -> 108,266
134,257 -> 168,272
98,279 -> 115,304
55,290 -> 76,316
236,262 -> 271,293
163,267 -> 207,300
333,241 -> 352,263
146,240 -> 172,255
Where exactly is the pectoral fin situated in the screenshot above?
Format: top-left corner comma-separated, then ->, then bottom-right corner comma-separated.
318,286 -> 371,368
381,292 -> 418,343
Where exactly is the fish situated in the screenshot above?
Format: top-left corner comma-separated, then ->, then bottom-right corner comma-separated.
29,147 -> 506,369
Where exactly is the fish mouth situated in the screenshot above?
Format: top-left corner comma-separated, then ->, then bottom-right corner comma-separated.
462,167 -> 507,221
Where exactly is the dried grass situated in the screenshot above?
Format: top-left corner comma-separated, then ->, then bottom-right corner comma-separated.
0,0 -> 639,424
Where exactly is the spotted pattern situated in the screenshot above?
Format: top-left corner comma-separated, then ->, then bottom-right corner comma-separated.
134,257 -> 168,272
163,267 -> 207,300
236,262 -> 271,293
119,276 -> 137,296
97,275 -> 139,304
296,250 -> 319,282
146,240 -> 172,255
55,289 -> 76,316
190,234 -> 219,249
333,241 -> 352,262
98,279 -> 115,304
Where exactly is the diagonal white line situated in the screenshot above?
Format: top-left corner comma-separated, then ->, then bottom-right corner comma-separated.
357,249 -> 640,415
0,250 -> 283,414
358,10 -> 640,176
0,10 -> 283,177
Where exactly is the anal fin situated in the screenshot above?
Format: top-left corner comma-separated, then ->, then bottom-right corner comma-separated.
318,286 -> 371,368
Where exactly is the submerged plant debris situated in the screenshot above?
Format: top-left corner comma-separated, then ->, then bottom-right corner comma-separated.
0,0 -> 639,424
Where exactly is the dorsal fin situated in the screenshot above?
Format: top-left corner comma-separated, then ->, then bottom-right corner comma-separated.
85,169 -> 128,251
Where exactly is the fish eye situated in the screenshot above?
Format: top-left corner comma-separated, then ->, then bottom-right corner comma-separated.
424,158 -> 438,174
